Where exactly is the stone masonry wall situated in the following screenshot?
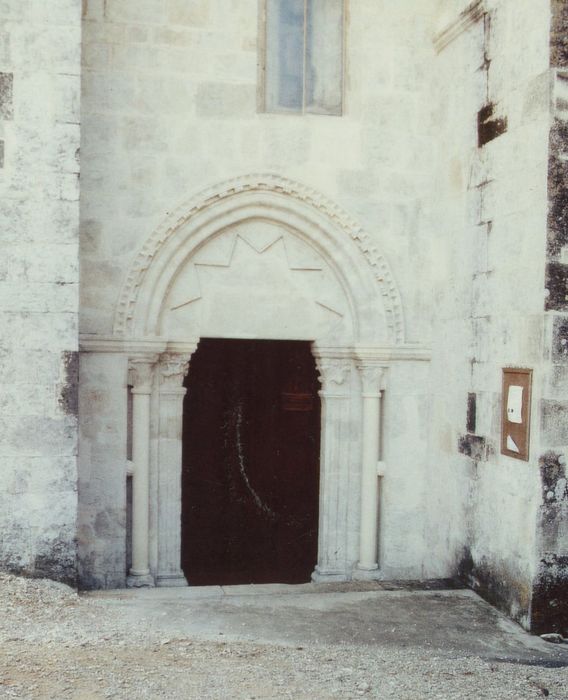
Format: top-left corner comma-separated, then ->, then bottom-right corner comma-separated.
78,0 -> 563,605
429,0 -> 551,629
78,0 -> 439,587
0,0 -> 561,614
0,1 -> 81,585
533,0 -> 568,636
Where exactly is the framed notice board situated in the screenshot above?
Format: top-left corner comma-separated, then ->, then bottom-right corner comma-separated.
501,368 -> 532,461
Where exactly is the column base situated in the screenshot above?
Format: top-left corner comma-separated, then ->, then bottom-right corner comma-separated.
156,572 -> 188,588
127,572 -> 155,588
311,566 -> 350,583
352,566 -> 382,581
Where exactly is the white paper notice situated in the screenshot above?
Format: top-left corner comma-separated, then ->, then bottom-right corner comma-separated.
507,435 -> 520,453
507,385 -> 523,424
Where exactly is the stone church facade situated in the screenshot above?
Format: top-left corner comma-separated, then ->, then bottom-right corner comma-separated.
0,0 -> 567,635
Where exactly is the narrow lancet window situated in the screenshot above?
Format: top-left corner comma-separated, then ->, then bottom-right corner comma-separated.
265,0 -> 344,115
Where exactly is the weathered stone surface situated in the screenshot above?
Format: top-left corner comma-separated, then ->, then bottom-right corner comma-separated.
0,0 -> 80,585
547,119 -> 568,259
457,547 -> 533,629
551,0 -> 568,68
533,453 -> 568,636
552,316 -> 568,362
532,554 -> 568,636
546,262 -> 568,312
0,72 -> 13,120
74,0 -> 563,615
0,0 -> 564,644
541,401 -> 568,445
538,12 -> 568,633
458,434 -> 488,462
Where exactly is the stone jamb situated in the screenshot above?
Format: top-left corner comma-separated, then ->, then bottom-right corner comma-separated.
155,350 -> 196,587
311,347 -> 357,581
126,354 -> 159,588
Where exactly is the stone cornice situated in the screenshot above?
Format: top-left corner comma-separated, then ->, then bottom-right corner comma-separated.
80,337 -> 432,362
79,336 -> 198,355
433,0 -> 486,54
354,345 -> 432,362
308,344 -> 432,362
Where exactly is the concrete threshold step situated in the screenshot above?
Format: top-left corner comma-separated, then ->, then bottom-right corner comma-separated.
84,578 -> 464,600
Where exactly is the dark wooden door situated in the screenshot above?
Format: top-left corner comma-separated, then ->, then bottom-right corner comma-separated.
181,339 -> 321,585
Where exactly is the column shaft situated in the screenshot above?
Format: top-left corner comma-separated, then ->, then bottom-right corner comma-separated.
358,393 -> 381,570
127,357 -> 157,588
129,387 -> 153,584
354,362 -> 386,580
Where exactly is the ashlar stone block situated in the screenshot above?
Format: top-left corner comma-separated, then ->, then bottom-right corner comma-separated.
167,0 -> 210,27
195,82 -> 256,119
106,0 -> 167,24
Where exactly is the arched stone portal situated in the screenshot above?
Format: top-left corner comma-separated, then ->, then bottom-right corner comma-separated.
82,174 -> 411,587
113,173 -> 404,343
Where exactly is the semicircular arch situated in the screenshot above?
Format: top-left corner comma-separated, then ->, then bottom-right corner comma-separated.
113,174 -> 405,347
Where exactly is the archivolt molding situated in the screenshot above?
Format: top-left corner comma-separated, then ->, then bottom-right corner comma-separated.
113,173 -> 405,345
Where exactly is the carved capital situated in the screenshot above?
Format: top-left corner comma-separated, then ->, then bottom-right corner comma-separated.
357,364 -> 387,397
128,357 -> 158,392
317,358 -> 352,394
159,353 -> 191,389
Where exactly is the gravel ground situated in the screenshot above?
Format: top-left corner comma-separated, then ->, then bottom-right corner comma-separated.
0,574 -> 567,699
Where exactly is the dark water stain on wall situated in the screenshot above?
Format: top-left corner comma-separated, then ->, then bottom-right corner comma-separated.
546,117 -> 568,310
1,529 -> 77,588
33,533 -> 77,587
546,262 -> 568,312
539,7 -> 568,635
532,452 -> 568,635
458,433 -> 489,462
477,103 -> 508,148
551,0 -> 568,68
546,0 -> 568,316
552,317 -> 568,361
547,119 -> 568,253
532,555 -> 568,636
466,393 -> 477,434
59,351 -> 79,416
457,547 -> 531,628
0,72 -> 13,120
